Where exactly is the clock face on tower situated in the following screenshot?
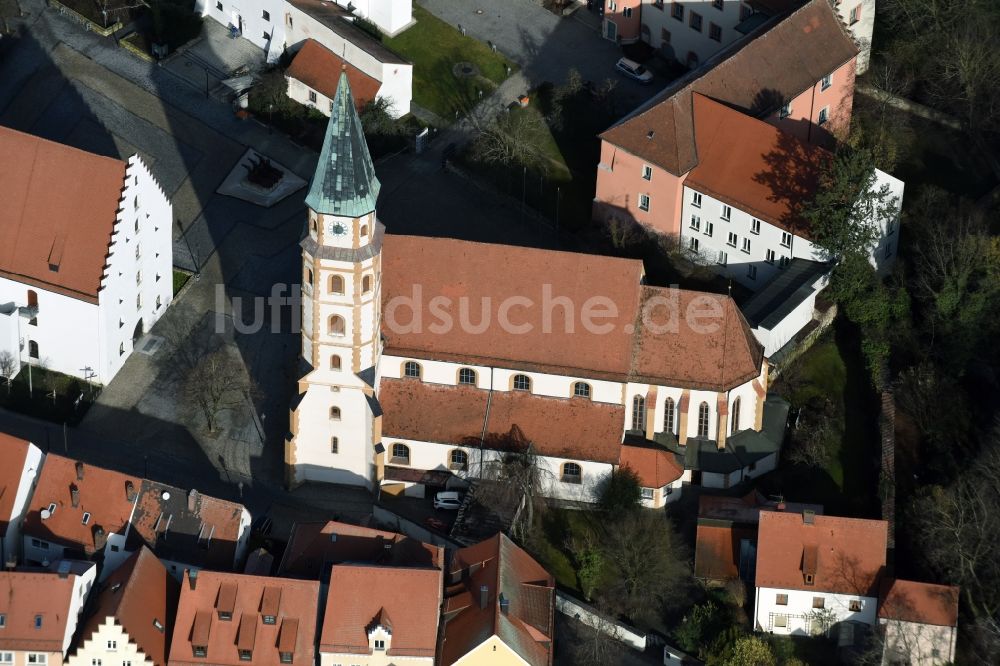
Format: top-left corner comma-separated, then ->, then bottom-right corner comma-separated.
327,221 -> 347,237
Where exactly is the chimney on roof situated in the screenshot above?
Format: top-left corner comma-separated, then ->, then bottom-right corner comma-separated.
126,481 -> 136,502
479,585 -> 489,610
188,489 -> 199,512
803,509 -> 815,525
188,569 -> 198,590
76,461 -> 85,481
70,484 -> 80,508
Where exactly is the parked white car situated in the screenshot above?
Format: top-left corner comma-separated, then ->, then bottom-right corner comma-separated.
616,57 -> 654,83
433,491 -> 463,510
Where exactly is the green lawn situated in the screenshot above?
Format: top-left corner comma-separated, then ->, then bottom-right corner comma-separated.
173,269 -> 192,296
767,321 -> 881,516
383,6 -> 517,120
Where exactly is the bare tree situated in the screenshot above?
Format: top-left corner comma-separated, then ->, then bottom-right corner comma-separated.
0,350 -> 15,394
911,425 -> 1000,630
184,349 -> 251,434
599,510 -> 691,624
470,111 -> 547,172
785,398 -> 838,468
478,428 -> 552,540
563,604 -> 626,666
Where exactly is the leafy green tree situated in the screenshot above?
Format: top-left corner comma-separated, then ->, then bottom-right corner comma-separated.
723,636 -> 776,666
674,601 -> 727,654
599,466 -> 642,513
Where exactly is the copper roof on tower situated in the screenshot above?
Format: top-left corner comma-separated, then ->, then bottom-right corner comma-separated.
305,71 -> 381,217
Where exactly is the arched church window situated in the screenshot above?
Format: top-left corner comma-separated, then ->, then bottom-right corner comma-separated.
329,274 -> 344,295
328,315 -> 346,336
631,395 -> 646,431
698,402 -> 711,439
731,397 -> 741,435
362,275 -> 372,293
330,355 -> 342,371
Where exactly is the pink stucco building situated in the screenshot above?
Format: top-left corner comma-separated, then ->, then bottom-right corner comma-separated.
594,0 -> 858,238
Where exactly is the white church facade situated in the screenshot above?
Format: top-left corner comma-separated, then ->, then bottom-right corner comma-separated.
285,75 -> 789,506
0,127 -> 173,386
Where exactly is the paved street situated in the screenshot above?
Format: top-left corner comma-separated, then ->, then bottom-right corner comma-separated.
0,0 -> 584,521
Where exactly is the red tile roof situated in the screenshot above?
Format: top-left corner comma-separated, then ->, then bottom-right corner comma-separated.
440,534 -> 554,666
630,286 -> 763,390
685,94 -> 828,236
23,454 -> 141,555
381,235 -> 763,391
0,570 -> 82,653
378,378 -> 626,464
600,0 -> 856,176
0,434 -> 32,531
755,512 -> 887,596
878,579 -> 960,627
320,565 -> 442,657
277,520 -> 443,579
0,126 -> 126,303
285,39 -> 382,110
130,482 -> 248,571
169,571 -> 319,666
694,523 -> 757,580
75,546 -> 179,666
619,444 -> 684,488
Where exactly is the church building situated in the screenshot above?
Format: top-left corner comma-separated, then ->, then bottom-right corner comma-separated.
285,74 -> 788,505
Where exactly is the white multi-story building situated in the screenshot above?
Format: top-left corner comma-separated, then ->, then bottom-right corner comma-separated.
753,511 -> 887,636
67,547 -> 178,666
0,434 -> 44,568
286,75 -> 790,505
0,563 -> 98,666
0,128 -> 173,386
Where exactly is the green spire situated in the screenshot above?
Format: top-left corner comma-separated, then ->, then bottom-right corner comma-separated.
305,71 -> 380,217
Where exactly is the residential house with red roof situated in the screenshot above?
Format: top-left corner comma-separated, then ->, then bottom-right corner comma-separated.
0,434 -> 44,568
878,579 -> 960,666
0,563 -> 98,666
320,564 -> 442,666
277,520 -> 443,579
694,492 -> 822,582
285,40 -> 383,117
67,547 -> 179,666
168,571 -> 319,666
285,73 -> 791,501
21,455 -> 250,582
0,127 -> 172,385
595,0 -> 902,357
439,533 -> 555,666
753,510 -> 887,636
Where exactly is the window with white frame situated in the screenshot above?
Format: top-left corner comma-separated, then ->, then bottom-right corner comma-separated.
821,73 -> 832,90
0,616 -> 4,629
0,653 -> 11,665
562,462 -> 583,483
28,656 -> 47,666
458,367 -> 477,385
850,4 -> 861,24
640,488 -> 654,500
727,232 -> 737,247
631,395 -> 646,431
513,374 -> 532,391
689,237 -> 700,253
691,191 -> 702,207
107,640 -> 117,650
774,614 -> 788,628
391,443 -> 410,464
717,250 -> 727,265
404,361 -> 422,378
780,231 -> 792,247
818,106 -> 829,125
741,238 -> 751,254
704,221 -> 713,237
642,165 -> 652,180
766,249 -> 776,264
690,215 -> 700,231
374,640 -> 386,651
779,102 -> 792,118
639,193 -> 650,211
449,449 -> 468,470
720,204 -> 731,220
750,218 -> 761,234
849,600 -> 863,612
747,265 -> 757,280
573,382 -> 591,399
664,397 -> 675,434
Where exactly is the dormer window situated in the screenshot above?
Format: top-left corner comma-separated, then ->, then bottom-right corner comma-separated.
262,615 -> 276,625
238,650 -> 252,662
218,611 -> 232,621
804,573 -> 815,586
279,653 -> 292,664
192,646 -> 206,658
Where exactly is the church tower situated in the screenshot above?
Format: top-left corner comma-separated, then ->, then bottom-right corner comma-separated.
285,72 -> 383,489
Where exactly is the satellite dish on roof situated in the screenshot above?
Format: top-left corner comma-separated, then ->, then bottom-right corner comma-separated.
40,509 -> 51,520
161,491 -> 171,501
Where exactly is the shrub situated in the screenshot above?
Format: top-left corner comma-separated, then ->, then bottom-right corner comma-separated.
599,466 -> 642,514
